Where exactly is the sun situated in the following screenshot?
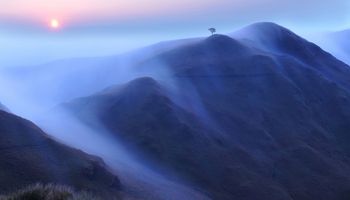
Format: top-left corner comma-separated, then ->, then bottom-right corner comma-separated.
50,19 -> 60,29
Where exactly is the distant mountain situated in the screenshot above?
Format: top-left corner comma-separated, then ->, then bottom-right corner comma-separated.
310,29 -> 350,65
307,30 -> 350,65
0,109 -> 121,199
0,38 -> 200,116
331,29 -> 350,50
0,102 -> 8,112
61,23 -> 350,200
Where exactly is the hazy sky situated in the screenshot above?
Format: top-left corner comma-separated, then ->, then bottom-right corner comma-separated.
1,0 -> 349,30
1,0 -> 349,66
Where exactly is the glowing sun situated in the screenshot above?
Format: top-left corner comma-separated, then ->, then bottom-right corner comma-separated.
50,19 -> 60,29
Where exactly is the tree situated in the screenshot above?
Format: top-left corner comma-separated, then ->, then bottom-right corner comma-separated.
208,28 -> 216,35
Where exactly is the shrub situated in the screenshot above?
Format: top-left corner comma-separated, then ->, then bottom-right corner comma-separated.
0,183 -> 101,200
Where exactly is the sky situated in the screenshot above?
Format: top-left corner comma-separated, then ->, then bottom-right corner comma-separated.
0,0 -> 350,66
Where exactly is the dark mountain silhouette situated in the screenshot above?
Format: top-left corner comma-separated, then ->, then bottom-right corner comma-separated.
61,23 -> 350,200
0,109 -> 121,199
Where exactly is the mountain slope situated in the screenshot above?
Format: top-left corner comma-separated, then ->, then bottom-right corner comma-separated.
60,22 -> 350,200
63,77 -> 259,200
0,109 -> 121,199
64,75 -> 350,200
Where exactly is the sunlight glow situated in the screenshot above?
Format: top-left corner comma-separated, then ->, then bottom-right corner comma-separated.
50,19 -> 60,29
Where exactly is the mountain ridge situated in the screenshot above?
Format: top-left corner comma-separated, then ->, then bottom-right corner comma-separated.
57,22 -> 350,200
0,109 -> 122,199
3,22 -> 350,200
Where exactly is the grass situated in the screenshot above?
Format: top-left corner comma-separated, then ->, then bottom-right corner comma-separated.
0,183 -> 102,200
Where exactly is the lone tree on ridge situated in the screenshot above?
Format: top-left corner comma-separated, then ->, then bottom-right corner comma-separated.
208,28 -> 216,35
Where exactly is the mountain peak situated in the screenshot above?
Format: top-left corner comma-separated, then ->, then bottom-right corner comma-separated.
246,22 -> 290,32
204,34 -> 243,47
97,77 -> 161,98
237,22 -> 297,41
206,34 -> 235,42
231,21 -> 333,64
126,76 -> 158,87
121,77 -> 162,97
199,33 -> 250,56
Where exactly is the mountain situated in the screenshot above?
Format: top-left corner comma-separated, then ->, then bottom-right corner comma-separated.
61,23 -> 350,200
0,38 -> 199,118
0,102 -> 8,112
310,29 -> 350,65
0,109 -> 122,199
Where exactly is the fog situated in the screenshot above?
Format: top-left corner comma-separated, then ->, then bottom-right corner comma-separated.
38,106 -> 209,200
0,31 -> 209,198
306,31 -> 350,65
0,23 -> 209,67
0,33 -> 159,67
1,20 -> 349,199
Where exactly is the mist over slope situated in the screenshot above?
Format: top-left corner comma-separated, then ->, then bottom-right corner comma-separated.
0,102 -> 8,111
60,23 -> 350,200
0,109 -> 121,199
309,29 -> 350,65
2,22 -> 350,200
0,37 -> 200,119
0,103 -> 210,200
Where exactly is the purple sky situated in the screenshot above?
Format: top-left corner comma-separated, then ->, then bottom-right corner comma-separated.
0,0 -> 349,66
1,0 -> 349,32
